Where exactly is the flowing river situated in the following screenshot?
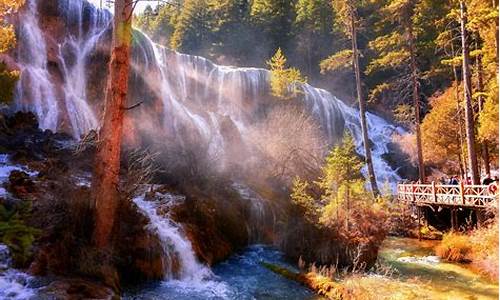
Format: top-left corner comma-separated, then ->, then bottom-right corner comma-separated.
372,237 -> 499,300
123,245 -> 318,300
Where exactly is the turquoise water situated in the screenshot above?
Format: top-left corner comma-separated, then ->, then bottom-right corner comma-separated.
124,245 -> 317,300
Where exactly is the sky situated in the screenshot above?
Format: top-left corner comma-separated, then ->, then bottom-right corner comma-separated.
88,0 -> 158,14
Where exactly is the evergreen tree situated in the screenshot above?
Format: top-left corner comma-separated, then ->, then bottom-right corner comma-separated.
267,48 -> 306,100
321,0 -> 380,197
250,0 -> 295,57
459,0 -> 480,184
170,0 -> 209,51
293,0 -> 333,74
366,0 -> 444,182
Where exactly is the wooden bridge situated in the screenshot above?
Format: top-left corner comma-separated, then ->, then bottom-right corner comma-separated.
397,182 -> 498,209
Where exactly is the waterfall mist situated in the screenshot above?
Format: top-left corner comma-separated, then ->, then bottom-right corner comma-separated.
12,0 -> 402,191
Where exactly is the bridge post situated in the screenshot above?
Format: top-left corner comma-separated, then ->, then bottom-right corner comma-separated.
432,181 -> 437,202
411,183 -> 416,202
417,206 -> 422,241
459,181 -> 465,205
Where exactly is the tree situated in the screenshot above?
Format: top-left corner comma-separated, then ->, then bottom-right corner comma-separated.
0,0 -> 24,103
317,133 -> 367,228
250,0 -> 295,56
421,85 -> 466,173
293,0 -> 333,74
170,0 -> 209,51
266,48 -> 306,100
92,0 -> 133,248
367,0 -> 429,182
321,0 -> 379,197
459,0 -> 480,184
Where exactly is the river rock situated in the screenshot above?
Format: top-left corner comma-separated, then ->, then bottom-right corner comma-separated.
37,278 -> 117,300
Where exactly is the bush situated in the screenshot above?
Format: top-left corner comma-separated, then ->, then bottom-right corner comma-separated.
279,134 -> 389,270
248,104 -> 326,187
435,232 -> 472,262
435,221 -> 498,281
0,202 -> 39,267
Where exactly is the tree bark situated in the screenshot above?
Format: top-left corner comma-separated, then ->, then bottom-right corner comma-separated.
460,1 -> 480,185
408,21 -> 425,183
475,53 -> 490,177
351,16 -> 380,197
92,0 -> 133,249
451,46 -> 468,179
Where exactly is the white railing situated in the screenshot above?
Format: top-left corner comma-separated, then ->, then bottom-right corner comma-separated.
397,182 -> 499,208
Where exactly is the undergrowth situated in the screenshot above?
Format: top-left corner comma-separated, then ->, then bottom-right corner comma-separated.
0,202 -> 39,267
435,222 -> 498,281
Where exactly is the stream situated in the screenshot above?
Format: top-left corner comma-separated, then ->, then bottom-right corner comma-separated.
123,245 -> 318,300
375,237 -> 499,300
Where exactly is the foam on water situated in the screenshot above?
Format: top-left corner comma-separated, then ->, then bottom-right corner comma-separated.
0,245 -> 37,300
132,194 -> 231,297
0,155 -> 38,198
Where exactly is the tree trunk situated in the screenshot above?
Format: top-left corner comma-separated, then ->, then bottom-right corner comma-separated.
475,53 -> 491,177
460,1 -> 480,185
408,22 -> 425,183
92,0 -> 133,249
493,0 -> 499,63
451,49 -> 468,179
351,16 -> 380,197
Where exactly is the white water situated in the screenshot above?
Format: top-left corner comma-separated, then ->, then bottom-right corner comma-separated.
0,154 -> 38,198
15,0 -> 59,131
12,0 -> 403,190
231,182 -> 276,243
132,194 -> 230,297
0,245 -> 37,300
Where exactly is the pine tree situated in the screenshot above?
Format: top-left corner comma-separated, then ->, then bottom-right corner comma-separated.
293,0 -> 333,74
321,0 -> 380,197
250,0 -> 295,56
267,48 -> 306,100
170,0 -> 209,51
367,0 -> 431,182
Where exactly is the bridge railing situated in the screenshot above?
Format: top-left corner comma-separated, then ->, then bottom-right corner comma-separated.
397,182 -> 498,208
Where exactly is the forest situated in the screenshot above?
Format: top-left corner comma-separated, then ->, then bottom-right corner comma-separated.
0,0 -> 498,299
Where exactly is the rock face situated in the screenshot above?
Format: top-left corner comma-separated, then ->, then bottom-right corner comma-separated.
0,111 -> 254,289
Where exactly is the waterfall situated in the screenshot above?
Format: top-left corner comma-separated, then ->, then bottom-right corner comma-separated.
133,193 -> 212,281
15,0 -> 59,131
12,0 -> 402,188
56,0 -> 111,138
132,194 -> 231,297
232,182 -> 276,243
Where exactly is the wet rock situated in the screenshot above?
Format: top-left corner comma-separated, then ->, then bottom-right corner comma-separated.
8,170 -> 35,197
38,278 -> 117,300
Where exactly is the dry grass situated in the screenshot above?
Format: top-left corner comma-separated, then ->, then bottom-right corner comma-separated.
435,223 -> 498,281
435,232 -> 472,262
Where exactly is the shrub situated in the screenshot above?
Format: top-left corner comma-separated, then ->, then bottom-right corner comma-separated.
435,232 -> 472,262
279,134 -> 389,270
0,202 -> 39,267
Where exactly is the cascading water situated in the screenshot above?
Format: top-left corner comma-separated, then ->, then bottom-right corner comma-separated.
132,193 -> 231,298
15,0 -> 59,131
56,0 -> 111,138
13,0 -> 402,188
132,193 -> 212,281
0,245 -> 37,300
231,182 -> 276,243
